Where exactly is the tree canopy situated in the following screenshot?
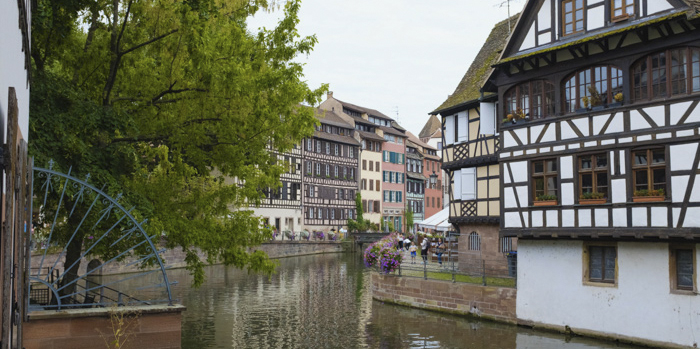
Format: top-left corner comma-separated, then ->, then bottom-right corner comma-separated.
30,0 -> 326,286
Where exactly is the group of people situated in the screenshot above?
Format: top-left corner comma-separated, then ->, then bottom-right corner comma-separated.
396,233 -> 446,266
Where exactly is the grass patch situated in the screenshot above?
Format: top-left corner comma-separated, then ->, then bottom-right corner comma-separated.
396,268 -> 516,288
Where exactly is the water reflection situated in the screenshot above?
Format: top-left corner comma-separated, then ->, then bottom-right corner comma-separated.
118,253 -> 641,349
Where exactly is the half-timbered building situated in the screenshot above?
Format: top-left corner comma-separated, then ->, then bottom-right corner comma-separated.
302,108 -> 360,233
491,1 -> 700,346
320,93 -> 399,229
432,15 -> 518,272
406,134 -> 427,225
254,145 -> 303,233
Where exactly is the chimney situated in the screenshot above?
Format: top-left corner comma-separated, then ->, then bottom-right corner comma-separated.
327,91 -> 334,99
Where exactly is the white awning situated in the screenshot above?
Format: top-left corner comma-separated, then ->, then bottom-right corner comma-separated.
416,207 -> 451,231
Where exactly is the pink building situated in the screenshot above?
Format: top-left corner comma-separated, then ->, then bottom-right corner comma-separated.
381,127 -> 406,232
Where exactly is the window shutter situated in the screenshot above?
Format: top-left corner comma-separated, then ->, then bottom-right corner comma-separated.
461,168 -> 476,200
479,102 -> 496,136
453,170 -> 461,201
457,113 -> 468,143
444,115 -> 455,145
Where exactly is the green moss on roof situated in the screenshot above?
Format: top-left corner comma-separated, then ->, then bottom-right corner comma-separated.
432,14 -> 520,114
497,11 -> 685,65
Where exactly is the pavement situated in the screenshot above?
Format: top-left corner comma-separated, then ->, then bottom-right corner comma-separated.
398,247 -> 457,272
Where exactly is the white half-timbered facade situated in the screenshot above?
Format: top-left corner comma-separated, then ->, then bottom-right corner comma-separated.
253,145 -> 303,234
492,1 -> 700,347
302,109 -> 360,233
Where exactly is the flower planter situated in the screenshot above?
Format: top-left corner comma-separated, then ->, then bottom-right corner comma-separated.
591,105 -> 605,112
632,196 -> 665,203
579,198 -> 607,205
533,200 -> 557,206
576,108 -> 589,113
607,102 -> 622,108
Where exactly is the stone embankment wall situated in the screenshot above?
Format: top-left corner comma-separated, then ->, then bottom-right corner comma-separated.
31,241 -> 344,275
371,273 -> 517,324
23,304 -> 185,349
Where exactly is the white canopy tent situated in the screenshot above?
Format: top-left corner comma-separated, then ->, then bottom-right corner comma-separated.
416,207 -> 451,232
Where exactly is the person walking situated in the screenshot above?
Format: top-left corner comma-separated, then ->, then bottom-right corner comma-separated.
420,237 -> 429,264
403,236 -> 411,251
435,238 -> 445,267
398,233 -> 404,250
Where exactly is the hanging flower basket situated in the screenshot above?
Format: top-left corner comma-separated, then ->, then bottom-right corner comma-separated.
299,230 -> 310,241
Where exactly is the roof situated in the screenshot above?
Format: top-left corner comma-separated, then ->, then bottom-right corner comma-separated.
432,14 -> 520,114
406,131 -> 436,151
687,0 -> 700,14
407,172 -> 428,181
335,98 -> 394,121
315,109 -> 354,129
357,130 -> 386,142
313,131 -> 360,146
418,115 -> 441,139
406,152 -> 422,160
380,125 -> 406,137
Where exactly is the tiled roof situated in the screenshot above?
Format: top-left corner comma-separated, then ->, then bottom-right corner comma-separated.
335,99 -> 394,121
432,14 -> 520,114
380,125 -> 406,137
418,114 -> 441,139
313,131 -> 360,146
315,108 -> 353,129
357,130 -> 386,142
407,172 -> 428,181
406,131 -> 436,151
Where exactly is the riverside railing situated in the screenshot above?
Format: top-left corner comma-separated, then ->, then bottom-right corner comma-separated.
376,256 -> 517,288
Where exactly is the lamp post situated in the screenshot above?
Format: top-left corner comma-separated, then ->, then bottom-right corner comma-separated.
430,171 -> 437,189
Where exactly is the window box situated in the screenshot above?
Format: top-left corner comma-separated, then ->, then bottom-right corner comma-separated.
606,102 -> 623,108
575,108 -> 589,113
579,198 -> 606,205
533,200 -> 557,207
632,196 -> 665,203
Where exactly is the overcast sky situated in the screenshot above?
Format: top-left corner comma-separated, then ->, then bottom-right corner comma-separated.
250,0 -> 523,136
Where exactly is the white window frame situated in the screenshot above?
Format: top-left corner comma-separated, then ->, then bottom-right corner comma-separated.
461,167 -> 476,200
457,112 -> 468,143
444,115 -> 455,145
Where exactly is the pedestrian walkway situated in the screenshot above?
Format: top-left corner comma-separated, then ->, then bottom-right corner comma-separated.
399,247 -> 454,272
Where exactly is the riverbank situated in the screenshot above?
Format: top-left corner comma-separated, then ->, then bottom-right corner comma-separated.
31,241 -> 347,276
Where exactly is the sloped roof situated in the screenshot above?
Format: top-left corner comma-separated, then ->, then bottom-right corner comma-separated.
686,0 -> 700,14
418,114 -> 441,139
432,14 -> 520,114
313,131 -> 360,146
380,125 -> 406,137
315,108 -> 353,129
335,99 -> 394,121
357,130 -> 386,142
406,131 -> 436,151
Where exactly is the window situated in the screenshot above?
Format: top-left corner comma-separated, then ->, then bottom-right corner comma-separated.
612,0 -> 635,21
307,161 -> 312,175
325,164 -> 330,177
363,160 -> 366,170
632,47 -> 700,102
316,163 -> 321,175
343,167 -> 347,178
562,0 -> 584,36
310,186 -> 315,197
375,161 -> 380,172
310,207 -> 315,218
331,209 -> 335,219
500,237 -> 514,253
579,153 -> 608,201
468,232 -> 481,251
564,66 -> 623,113
316,141 -> 321,153
505,80 -> 555,119
671,246 -> 695,292
632,148 -> 666,196
307,139 -> 312,151
376,180 -> 380,191
369,179 -> 374,191
532,159 -> 558,202
318,208 -> 323,219
349,148 -> 354,158
369,161 -> 373,171
586,245 -> 616,284
334,144 -> 339,155
334,165 -> 338,178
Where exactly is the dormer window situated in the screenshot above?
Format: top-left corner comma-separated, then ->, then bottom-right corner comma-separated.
632,47 -> 700,102
562,0 -> 585,36
612,0 -> 634,21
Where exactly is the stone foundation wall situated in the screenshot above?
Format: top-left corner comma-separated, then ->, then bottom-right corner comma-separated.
457,223 -> 510,274
371,273 -> 516,324
23,304 -> 185,349
31,242 -> 344,275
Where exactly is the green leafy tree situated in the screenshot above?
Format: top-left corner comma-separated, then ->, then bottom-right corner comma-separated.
355,192 -> 363,223
405,207 -> 414,234
30,0 -> 326,287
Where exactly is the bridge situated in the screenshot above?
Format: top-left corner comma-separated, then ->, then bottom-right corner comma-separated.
348,231 -> 391,250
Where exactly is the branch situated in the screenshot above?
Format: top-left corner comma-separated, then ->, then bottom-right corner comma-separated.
111,135 -> 169,144
121,29 -> 179,56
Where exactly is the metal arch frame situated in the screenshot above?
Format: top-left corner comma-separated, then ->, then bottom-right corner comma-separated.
29,162 -> 173,310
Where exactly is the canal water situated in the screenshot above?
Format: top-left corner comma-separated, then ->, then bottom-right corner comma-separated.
157,252 -> 640,349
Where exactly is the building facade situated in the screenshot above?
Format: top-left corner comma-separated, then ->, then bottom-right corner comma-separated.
381,128 -> 407,232
302,109 -> 360,233
255,146 -> 303,233
405,139 -> 426,225
492,1 -> 700,347
419,115 -> 449,209
421,145 -> 443,219
433,16 -> 517,272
